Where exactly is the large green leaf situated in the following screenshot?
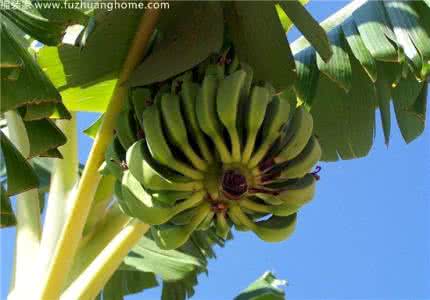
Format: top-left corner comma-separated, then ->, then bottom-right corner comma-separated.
129,2 -> 223,88
292,0 -> 430,161
225,1 -> 296,91
234,272 -> 286,300
36,10 -> 144,112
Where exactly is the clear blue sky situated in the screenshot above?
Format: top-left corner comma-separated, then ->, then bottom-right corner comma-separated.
1,2 -> 429,299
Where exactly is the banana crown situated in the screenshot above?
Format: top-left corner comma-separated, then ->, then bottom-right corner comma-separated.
107,52 -> 322,250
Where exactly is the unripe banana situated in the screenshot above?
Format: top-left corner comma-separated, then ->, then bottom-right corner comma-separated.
151,191 -> 193,207
130,87 -> 152,125
195,74 -> 231,163
241,86 -> 271,164
197,210 -> 215,231
112,54 -> 320,249
116,109 -> 137,150
152,203 -> 211,250
126,140 -> 203,192
142,105 -> 203,180
274,106 -> 314,164
229,205 -> 297,242
263,174 -> 316,205
121,171 -> 205,225
215,212 -> 230,239
160,93 -> 207,171
217,70 -> 247,162
180,80 -> 214,163
279,137 -> 322,179
248,96 -> 290,169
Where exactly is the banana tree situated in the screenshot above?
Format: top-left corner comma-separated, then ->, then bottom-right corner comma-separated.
1,0 -> 429,299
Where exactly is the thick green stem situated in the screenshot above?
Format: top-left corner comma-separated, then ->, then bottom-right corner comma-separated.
38,114 -> 79,275
5,111 -> 41,298
37,9 -> 161,299
60,221 -> 149,300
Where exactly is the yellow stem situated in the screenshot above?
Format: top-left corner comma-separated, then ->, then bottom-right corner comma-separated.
60,221 -> 149,300
38,9 -> 161,300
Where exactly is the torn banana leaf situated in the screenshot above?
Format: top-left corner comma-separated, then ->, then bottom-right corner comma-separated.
292,0 -> 430,160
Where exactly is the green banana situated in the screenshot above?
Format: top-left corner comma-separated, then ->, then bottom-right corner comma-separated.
152,203 -> 211,250
195,74 -> 231,163
274,106 -> 314,164
111,55 -> 321,249
151,191 -> 193,207
121,171 -> 206,225
126,140 -> 203,192
116,108 -> 137,150
240,174 -> 315,216
262,174 -> 316,205
241,86 -> 271,164
142,105 -> 203,180
197,210 -> 215,231
160,93 -> 207,171
180,80 -> 213,163
229,205 -> 297,242
216,70 -> 247,162
130,87 -> 152,125
279,136 -> 322,179
215,212 -> 230,239
248,96 -> 290,169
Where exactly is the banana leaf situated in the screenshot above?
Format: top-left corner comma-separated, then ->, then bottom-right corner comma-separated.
291,0 -> 430,161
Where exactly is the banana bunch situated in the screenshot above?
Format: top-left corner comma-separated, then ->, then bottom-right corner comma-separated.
107,52 -> 321,250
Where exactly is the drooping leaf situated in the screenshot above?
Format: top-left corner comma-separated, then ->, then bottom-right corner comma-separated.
294,47 -> 318,105
316,25 -> 352,92
225,1 -> 296,91
341,17 -> 377,82
384,0 -> 430,79
234,272 -> 286,300
292,0 -> 430,160
23,119 -> 67,158
0,131 -> 39,196
278,0 -> 332,62
392,72 -> 426,143
352,1 -> 399,62
129,2 -> 224,87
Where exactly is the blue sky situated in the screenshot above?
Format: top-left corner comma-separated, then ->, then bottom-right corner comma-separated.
1,1 -> 429,299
